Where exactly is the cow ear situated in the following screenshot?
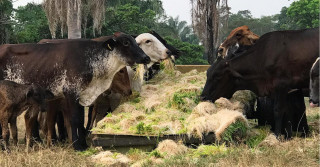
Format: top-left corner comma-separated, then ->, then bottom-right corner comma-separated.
26,87 -> 34,98
131,34 -> 138,38
104,39 -> 116,51
114,32 -> 122,37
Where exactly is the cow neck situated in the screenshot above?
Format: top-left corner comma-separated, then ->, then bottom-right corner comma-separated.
228,49 -> 263,81
228,52 -> 273,96
78,48 -> 126,106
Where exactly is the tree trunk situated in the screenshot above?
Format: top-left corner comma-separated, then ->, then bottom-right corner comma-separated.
67,0 -> 82,39
206,0 -> 215,64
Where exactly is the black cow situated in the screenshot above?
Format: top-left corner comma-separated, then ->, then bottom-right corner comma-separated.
224,43 -> 309,138
309,57 -> 319,107
201,28 -> 319,137
0,32 -> 150,150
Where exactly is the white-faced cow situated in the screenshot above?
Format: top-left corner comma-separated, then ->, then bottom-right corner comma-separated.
0,32 -> 150,150
201,28 -> 319,138
127,33 -> 172,92
309,57 -> 319,107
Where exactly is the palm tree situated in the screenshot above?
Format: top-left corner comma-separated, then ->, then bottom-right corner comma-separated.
166,16 -> 199,44
43,0 -> 105,39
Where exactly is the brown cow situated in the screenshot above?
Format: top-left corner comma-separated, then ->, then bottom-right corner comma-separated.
0,81 -> 53,152
218,25 -> 259,58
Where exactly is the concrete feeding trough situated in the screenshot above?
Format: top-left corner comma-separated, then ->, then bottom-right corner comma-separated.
91,133 -> 216,149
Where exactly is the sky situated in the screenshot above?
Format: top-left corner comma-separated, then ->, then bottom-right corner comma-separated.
13,0 -> 296,24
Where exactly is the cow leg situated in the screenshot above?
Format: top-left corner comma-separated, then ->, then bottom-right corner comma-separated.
0,116 -> 10,152
65,95 -> 88,151
9,117 -> 18,146
282,104 -> 293,139
77,105 -> 87,149
57,111 -> 67,142
85,106 -> 94,134
46,101 -> 58,147
31,120 -> 42,143
25,113 -> 37,149
292,90 -> 309,136
257,97 -> 275,129
0,124 -> 2,139
273,92 -> 287,138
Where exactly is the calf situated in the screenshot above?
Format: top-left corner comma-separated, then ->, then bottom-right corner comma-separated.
309,57 -> 319,107
0,80 -> 53,151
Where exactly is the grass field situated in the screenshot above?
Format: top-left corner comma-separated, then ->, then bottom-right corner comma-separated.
0,99 -> 319,167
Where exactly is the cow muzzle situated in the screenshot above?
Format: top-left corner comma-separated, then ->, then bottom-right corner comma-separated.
309,99 -> 319,108
140,55 -> 151,65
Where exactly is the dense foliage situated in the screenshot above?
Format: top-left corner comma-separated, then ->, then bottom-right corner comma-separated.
0,0 -> 14,44
164,37 -> 207,65
287,0 -> 319,28
14,3 -> 51,43
1,0 -> 319,64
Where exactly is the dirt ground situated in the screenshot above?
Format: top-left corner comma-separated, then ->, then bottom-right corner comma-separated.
0,99 -> 319,167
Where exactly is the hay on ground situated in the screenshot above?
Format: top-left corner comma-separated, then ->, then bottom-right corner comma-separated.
93,69 -> 252,141
156,140 -> 188,157
91,151 -> 131,167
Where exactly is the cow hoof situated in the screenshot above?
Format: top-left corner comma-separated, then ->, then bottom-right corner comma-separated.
73,144 -> 88,151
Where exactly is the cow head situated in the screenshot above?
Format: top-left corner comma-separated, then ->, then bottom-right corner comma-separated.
200,60 -> 243,102
26,84 -> 55,112
309,58 -> 319,107
108,32 -> 151,66
218,25 -> 259,58
135,33 -> 171,65
110,67 -> 132,96
149,30 -> 182,60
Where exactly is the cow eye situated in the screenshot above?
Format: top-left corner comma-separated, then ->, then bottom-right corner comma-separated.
119,69 -> 124,73
123,40 -> 130,46
146,40 -> 151,44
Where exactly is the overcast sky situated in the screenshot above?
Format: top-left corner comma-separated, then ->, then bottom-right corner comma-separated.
13,0 -> 296,24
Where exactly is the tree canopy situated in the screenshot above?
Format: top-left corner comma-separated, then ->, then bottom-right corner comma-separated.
1,0 -> 319,64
